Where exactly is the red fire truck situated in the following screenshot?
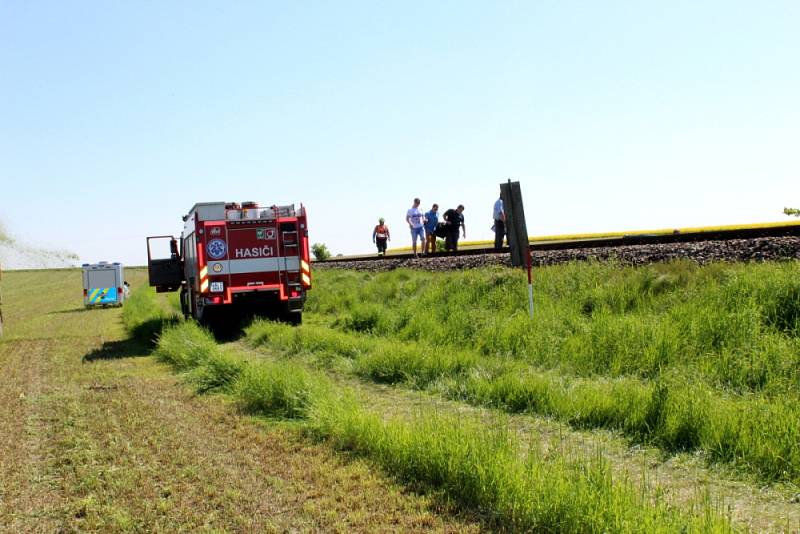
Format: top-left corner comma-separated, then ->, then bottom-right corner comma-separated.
147,201 -> 311,326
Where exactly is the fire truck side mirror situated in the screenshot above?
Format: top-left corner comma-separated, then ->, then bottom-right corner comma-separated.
170,238 -> 180,259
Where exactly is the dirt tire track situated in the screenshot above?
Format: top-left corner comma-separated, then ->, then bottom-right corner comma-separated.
0,339 -> 63,533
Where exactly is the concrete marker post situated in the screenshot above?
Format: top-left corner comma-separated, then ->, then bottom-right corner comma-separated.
499,179 -> 533,318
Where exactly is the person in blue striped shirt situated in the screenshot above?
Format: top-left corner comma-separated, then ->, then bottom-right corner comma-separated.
423,203 -> 439,255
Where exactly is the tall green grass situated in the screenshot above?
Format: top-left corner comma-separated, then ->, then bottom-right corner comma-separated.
154,321 -> 246,394
309,399 -> 732,533
252,261 -> 800,483
246,319 -> 800,482
236,362 -> 331,418
121,286 -> 179,345
309,262 -> 800,395
310,263 -> 800,397
146,319 -> 733,532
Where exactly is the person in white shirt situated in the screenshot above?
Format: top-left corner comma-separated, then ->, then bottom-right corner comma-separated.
493,195 -> 506,250
406,197 -> 425,258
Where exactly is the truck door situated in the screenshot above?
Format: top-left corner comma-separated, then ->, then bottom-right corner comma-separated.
147,236 -> 183,292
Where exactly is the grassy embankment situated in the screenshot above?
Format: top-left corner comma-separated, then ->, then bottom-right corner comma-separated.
131,291 -> 734,532
244,260 -> 800,486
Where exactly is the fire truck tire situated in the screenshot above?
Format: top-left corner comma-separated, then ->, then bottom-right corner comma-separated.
282,311 -> 302,325
180,288 -> 190,318
190,288 -> 203,322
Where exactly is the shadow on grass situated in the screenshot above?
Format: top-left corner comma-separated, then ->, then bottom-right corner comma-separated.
206,322 -> 246,343
82,337 -> 150,362
205,312 -> 274,343
211,310 -> 305,343
130,317 -> 181,347
49,307 -> 94,315
82,317 -> 181,362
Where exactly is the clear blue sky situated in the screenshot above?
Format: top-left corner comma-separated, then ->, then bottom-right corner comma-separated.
2,1 -> 798,265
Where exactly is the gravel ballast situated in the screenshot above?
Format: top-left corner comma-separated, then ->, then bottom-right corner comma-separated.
319,237 -> 800,272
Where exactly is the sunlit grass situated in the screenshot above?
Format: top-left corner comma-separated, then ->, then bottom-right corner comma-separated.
121,285 -> 179,345
144,317 -> 734,532
251,260 -> 800,483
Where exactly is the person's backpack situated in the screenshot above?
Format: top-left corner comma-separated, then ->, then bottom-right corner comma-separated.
435,222 -> 448,238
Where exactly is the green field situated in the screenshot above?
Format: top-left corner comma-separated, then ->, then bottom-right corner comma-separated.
2,261 -> 800,531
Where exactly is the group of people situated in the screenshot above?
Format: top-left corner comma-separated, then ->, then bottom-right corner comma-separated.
372,199 -> 465,257
372,193 -> 506,257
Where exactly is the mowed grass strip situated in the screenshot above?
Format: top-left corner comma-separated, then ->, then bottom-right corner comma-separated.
49,352 -> 472,532
0,270 -> 480,533
0,338 -> 64,532
151,318 -> 734,533
280,261 -> 800,484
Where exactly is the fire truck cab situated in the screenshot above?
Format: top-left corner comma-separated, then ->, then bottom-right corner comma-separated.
147,201 -> 312,326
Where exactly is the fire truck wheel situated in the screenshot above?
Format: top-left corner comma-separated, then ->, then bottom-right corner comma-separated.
282,311 -> 302,326
190,289 -> 203,322
180,288 -> 189,318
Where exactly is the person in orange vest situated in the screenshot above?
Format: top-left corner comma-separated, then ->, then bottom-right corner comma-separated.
372,217 -> 391,256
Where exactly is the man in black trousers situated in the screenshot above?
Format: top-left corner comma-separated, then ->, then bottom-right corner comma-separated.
493,194 -> 506,250
443,205 -> 465,251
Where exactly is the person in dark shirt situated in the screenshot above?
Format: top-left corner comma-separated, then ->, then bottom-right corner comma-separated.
442,205 -> 465,251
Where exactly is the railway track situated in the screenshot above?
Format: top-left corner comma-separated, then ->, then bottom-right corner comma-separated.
323,223 -> 800,264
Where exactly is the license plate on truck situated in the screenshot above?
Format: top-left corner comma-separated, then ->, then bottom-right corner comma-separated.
210,282 -> 224,292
